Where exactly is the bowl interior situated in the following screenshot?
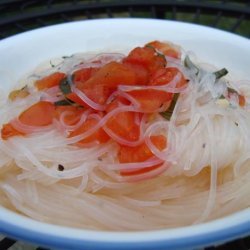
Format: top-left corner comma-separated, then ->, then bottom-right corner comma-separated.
0,18 -> 249,249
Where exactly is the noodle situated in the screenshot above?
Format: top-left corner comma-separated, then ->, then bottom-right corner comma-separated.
0,41 -> 249,231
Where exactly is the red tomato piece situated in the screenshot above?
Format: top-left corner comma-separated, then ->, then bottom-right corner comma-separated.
118,135 -> 167,176
80,61 -> 137,89
105,98 -> 140,143
1,123 -> 24,140
150,67 -> 187,87
239,95 -> 246,107
73,67 -> 99,84
123,46 -> 166,75
19,101 -> 55,126
68,118 -> 109,145
35,72 -> 66,90
127,89 -> 173,113
67,62 -> 137,107
123,62 -> 149,85
53,106 -> 84,126
146,41 -> 180,59
1,101 -> 55,140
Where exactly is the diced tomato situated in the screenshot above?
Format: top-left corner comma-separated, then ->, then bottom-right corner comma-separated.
19,101 -> 55,126
239,95 -> 246,107
118,135 -> 167,176
80,61 -> 137,89
53,106 -> 84,125
67,62 -> 137,107
1,101 -> 55,140
146,41 -> 180,59
149,67 -> 187,87
65,92 -> 87,107
127,89 -> 173,113
66,84 -> 111,109
1,123 -> 24,140
35,72 -> 66,90
123,46 -> 166,75
123,62 -> 149,85
68,118 -> 109,145
105,98 -> 140,143
73,67 -> 99,84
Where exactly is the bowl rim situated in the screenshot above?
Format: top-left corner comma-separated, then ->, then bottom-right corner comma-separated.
0,206 -> 249,249
0,18 -> 249,249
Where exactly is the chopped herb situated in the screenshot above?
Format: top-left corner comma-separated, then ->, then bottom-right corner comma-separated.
160,93 -> 179,121
228,87 -> 238,95
58,164 -> 64,171
50,60 -> 55,68
54,99 -> 75,106
62,55 -> 73,59
59,78 -> 72,95
235,122 -> 238,126
202,143 -> 206,148
145,44 -> 166,62
184,56 -> 199,75
184,56 -> 228,80
145,44 -> 155,50
214,68 -> 228,80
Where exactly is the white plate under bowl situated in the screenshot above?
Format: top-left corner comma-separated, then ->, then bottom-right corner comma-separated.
0,18 -> 249,250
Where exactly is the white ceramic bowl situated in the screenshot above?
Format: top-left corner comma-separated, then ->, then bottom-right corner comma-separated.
0,18 -> 249,250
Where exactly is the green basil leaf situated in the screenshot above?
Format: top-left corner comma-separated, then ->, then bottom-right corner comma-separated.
59,78 -> 72,95
160,93 -> 180,121
214,68 -> 228,80
54,99 -> 75,106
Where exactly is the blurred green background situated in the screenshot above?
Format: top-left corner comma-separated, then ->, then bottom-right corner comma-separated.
0,0 -> 249,38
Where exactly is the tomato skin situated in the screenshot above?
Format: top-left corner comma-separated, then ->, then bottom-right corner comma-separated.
68,118 -> 109,145
118,135 -> 167,176
35,72 -> 66,90
105,98 -> 140,143
239,95 -> 246,107
146,41 -> 180,59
